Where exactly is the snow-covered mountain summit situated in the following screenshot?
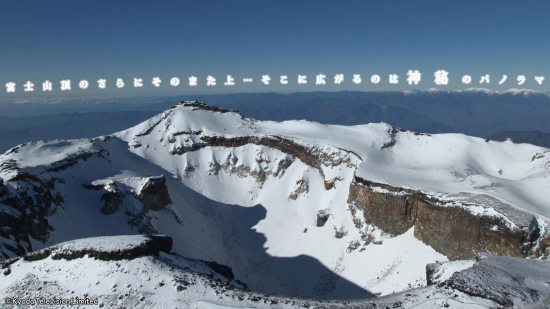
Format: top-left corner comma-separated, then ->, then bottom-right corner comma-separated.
0,101 -> 549,301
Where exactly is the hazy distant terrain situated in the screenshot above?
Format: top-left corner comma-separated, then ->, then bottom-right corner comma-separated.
0,111 -> 159,152
203,90 -> 550,138
1,90 -> 549,152
487,130 -> 550,148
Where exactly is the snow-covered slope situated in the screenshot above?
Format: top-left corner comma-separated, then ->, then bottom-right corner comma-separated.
0,101 -> 549,302
2,235 -> 548,308
117,101 -> 550,219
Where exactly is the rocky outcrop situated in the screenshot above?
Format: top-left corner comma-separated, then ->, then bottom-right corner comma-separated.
207,153 -> 271,186
185,135 -> 357,190
316,209 -> 330,227
1,235 -> 173,271
162,103 -> 360,190
89,176 -> 172,215
0,146 -> 108,259
205,261 -> 235,281
444,253 -> 550,307
135,117 -> 165,137
100,191 -> 125,215
348,181 -> 421,236
181,101 -> 243,117
200,136 -> 355,169
45,148 -> 109,173
137,176 -> 172,211
425,262 -> 441,286
534,235 -> 550,258
0,172 -> 64,259
289,179 -> 308,200
0,178 -> 6,196
348,176 -> 548,260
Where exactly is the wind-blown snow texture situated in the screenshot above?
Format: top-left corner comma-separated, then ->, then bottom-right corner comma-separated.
1,101 -> 549,307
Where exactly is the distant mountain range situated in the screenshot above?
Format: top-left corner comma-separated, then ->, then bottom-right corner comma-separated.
1,89 -> 549,152
201,89 -> 550,136
0,111 -> 159,153
487,130 -> 550,148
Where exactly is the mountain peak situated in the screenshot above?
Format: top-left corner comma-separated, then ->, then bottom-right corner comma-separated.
1,100 -> 549,304
177,100 -> 244,117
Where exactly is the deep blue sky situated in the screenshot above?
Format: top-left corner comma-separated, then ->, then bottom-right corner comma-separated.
1,0 -> 550,96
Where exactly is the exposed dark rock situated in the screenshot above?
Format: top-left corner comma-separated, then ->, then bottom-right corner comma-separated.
346,240 -> 361,253
289,179 -> 308,200
0,256 -> 19,269
137,176 -> 172,211
192,135 -> 357,189
100,191 -> 125,215
381,126 -> 398,149
334,226 -> 348,239
316,209 -> 330,227
53,235 -> 172,261
95,176 -> 171,215
23,248 -> 52,262
1,235 -> 173,268
415,202 -> 529,260
2,145 -> 22,156
274,158 -> 294,177
208,156 -> 268,186
425,262 -> 442,286
0,178 -> 6,197
82,183 -> 103,190
0,172 -> 61,259
0,159 -> 18,173
348,178 -> 421,236
536,237 -> 550,258
135,117 -> 164,137
181,101 -> 243,117
206,261 -> 235,280
44,149 -> 108,173
172,130 -> 203,138
348,176 -> 548,260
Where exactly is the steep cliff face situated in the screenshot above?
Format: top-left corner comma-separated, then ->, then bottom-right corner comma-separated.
167,132 -> 358,189
0,140 -> 173,258
137,176 -> 172,211
0,172 -> 63,259
348,176 -> 548,260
